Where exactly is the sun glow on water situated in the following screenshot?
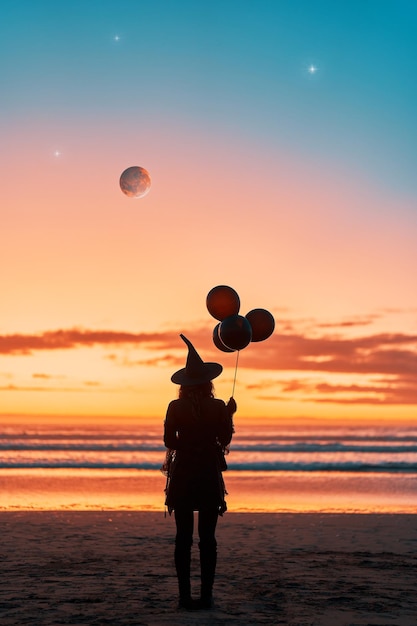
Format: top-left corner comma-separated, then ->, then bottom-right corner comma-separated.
1,420 -> 417,513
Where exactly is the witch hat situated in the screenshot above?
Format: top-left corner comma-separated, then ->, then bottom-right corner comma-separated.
171,334 -> 223,385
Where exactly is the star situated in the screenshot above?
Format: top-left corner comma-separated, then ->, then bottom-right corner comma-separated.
53,150 -> 61,157
113,35 -> 120,42
308,65 -> 318,74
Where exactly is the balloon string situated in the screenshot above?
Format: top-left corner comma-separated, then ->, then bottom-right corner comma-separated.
231,350 -> 240,398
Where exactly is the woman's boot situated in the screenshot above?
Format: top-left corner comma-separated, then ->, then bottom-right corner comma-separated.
175,547 -> 199,610
199,543 -> 217,609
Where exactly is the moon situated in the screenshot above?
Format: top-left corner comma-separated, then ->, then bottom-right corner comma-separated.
119,166 -> 151,198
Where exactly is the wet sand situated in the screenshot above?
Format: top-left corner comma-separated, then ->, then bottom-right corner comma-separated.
0,511 -> 416,625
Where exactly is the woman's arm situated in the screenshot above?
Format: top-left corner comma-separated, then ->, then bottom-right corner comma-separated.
163,401 -> 180,449
218,401 -> 234,447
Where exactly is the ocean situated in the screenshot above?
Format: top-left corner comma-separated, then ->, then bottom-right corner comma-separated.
1,421 -> 417,513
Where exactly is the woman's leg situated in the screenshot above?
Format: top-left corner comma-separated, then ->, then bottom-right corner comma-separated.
174,507 -> 196,608
198,508 -> 219,607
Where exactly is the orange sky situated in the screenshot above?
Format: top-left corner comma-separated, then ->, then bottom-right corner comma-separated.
2,125 -> 417,424
2,4 -> 417,426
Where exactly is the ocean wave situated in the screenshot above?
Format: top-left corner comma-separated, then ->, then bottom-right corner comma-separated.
0,443 -> 165,452
2,442 -> 417,454
1,460 -> 416,473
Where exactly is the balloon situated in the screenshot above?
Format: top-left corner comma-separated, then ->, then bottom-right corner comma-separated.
206,285 -> 240,321
219,314 -> 252,351
212,323 -> 235,352
120,166 -> 151,198
246,308 -> 275,342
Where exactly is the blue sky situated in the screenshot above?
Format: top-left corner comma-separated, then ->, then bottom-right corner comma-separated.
3,0 -> 416,195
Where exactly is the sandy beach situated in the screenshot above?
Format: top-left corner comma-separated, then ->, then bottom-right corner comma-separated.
0,511 -> 416,625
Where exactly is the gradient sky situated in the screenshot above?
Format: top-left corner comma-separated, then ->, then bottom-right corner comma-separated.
1,0 -> 417,423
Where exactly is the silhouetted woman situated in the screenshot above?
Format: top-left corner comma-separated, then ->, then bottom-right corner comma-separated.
163,334 -> 236,610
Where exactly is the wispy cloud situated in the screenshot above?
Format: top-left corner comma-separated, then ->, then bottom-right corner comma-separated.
2,324 -> 417,405
316,314 -> 380,329
232,332 -> 417,376
2,326 -> 417,377
0,328 -> 180,355
32,373 -> 66,380
227,325 -> 417,406
0,384 -> 100,393
105,354 -> 181,368
249,374 -> 417,406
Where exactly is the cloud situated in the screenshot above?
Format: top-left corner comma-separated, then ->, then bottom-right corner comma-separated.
316,314 -> 380,329
2,326 -> 417,378
32,373 -> 66,380
227,331 -> 417,377
2,324 -> 417,406
313,380 -> 417,405
249,374 -> 417,406
0,384 -> 97,392
106,354 -> 181,368
0,328 -> 183,355
237,322 -> 417,406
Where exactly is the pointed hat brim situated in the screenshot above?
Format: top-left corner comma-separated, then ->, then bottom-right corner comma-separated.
171,334 -> 223,385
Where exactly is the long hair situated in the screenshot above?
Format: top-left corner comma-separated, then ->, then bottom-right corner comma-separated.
178,381 -> 214,399
179,381 -> 214,421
